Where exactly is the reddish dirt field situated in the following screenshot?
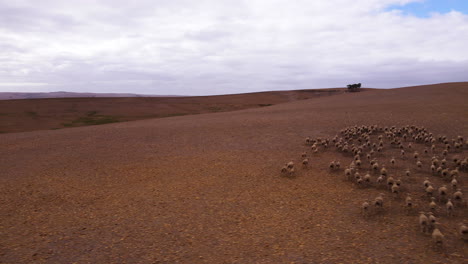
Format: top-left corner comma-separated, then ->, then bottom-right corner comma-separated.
0,83 -> 467,263
0,89 -> 344,134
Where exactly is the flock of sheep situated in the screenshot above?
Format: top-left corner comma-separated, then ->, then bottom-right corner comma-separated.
281,125 -> 467,250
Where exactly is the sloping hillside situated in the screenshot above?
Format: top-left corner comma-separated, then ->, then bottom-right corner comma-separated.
0,83 -> 467,263
0,89 -> 344,133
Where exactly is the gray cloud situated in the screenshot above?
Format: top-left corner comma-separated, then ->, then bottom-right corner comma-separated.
0,0 -> 467,95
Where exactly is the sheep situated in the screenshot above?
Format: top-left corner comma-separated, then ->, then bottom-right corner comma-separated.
441,169 -> 449,180
459,223 -> 468,241
345,168 -> 352,181
413,151 -> 419,160
423,178 -> 431,189
450,168 -> 459,178
405,194 -> 413,214
446,199 -> 454,217
376,175 -> 384,187
287,161 -> 294,169
302,158 -> 309,168
419,212 -> 429,233
335,161 -> 341,170
390,157 -> 395,166
432,223 -> 444,248
453,189 -> 463,206
430,164 -> 436,174
438,185 -> 448,202
373,193 -> 384,212
441,158 -> 447,167
396,178 -> 402,187
372,162 -> 379,173
401,149 -> 405,158
416,160 -> 422,169
428,212 -> 437,232
281,164 -> 288,174
288,167 -> 295,177
405,169 -> 411,177
301,152 -> 307,158
329,161 -> 335,170
391,183 -> 400,198
442,149 -> 448,156
429,197 -> 437,212
363,172 -> 371,185
451,177 -> 458,190
386,176 -> 395,190
355,159 -> 362,168
380,166 -> 387,177
361,201 -> 370,217
354,154 -> 360,161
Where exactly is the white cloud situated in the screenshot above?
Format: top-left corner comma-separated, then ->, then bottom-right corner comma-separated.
0,0 -> 467,95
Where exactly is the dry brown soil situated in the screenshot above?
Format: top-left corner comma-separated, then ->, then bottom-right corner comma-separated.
0,89 -> 344,134
0,83 -> 467,263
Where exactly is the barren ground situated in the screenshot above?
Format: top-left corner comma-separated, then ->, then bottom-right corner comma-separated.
0,89 -> 344,134
1,83 -> 467,263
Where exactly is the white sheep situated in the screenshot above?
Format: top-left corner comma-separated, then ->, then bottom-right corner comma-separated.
425,185 -> 434,198
355,159 -> 362,168
345,168 -> 352,181
438,185 -> 448,202
386,176 -> 395,190
372,162 -> 379,173
431,222 -> 444,248
459,223 -> 468,241
450,168 -> 459,178
376,175 -> 384,187
405,169 -> 411,177
453,189 -> 463,206
363,173 -> 371,185
373,193 -> 384,212
419,212 -> 429,233
405,194 -> 413,214
428,212 -> 437,232
391,183 -> 400,198
429,197 -> 437,212
361,201 -> 370,217
451,177 -> 458,190
446,199 -> 454,217
416,160 -> 422,168
335,161 -> 341,169
380,166 -> 387,177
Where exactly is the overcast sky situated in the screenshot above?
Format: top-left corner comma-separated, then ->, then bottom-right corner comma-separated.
0,0 -> 467,95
